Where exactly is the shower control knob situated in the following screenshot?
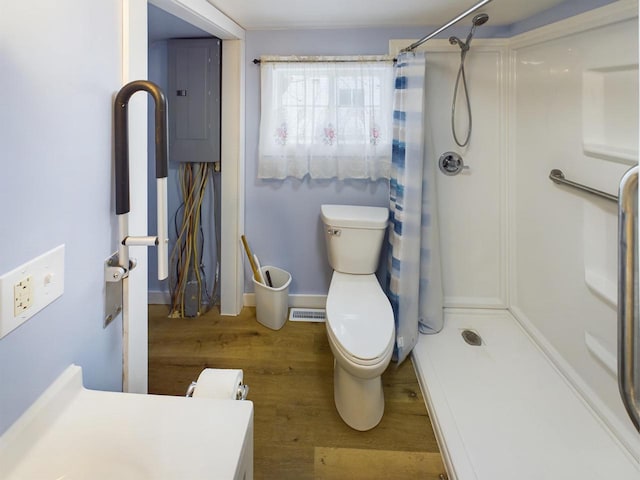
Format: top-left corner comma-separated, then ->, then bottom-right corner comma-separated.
438,151 -> 468,176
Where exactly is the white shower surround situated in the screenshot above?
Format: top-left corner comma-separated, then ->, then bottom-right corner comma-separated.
402,1 -> 640,477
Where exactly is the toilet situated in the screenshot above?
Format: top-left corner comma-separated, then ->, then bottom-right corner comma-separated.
320,204 -> 395,431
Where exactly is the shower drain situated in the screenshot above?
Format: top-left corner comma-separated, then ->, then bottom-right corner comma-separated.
461,329 -> 483,346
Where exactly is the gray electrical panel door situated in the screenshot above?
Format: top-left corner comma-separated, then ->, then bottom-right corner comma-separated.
168,38 -> 221,164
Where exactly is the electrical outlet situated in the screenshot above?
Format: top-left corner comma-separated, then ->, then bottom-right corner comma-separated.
0,245 -> 65,339
14,275 -> 33,316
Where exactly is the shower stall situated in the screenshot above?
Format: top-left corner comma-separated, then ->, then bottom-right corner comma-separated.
398,1 -> 640,477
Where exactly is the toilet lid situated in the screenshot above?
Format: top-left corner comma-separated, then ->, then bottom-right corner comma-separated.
326,272 -> 395,361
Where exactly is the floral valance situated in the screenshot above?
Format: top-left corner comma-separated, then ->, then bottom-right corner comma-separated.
258,56 -> 395,180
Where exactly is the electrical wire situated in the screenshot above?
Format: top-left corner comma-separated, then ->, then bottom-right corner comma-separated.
169,162 -> 215,317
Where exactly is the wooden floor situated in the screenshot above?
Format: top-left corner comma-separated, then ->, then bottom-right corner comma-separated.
149,305 -> 445,479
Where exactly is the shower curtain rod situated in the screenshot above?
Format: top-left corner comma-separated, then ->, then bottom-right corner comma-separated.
254,0 -> 492,63
400,0 -> 493,53
252,56 -> 395,64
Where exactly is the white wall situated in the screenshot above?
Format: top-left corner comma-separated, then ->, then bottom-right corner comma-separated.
510,3 -> 639,452
421,42 -> 508,309
0,1 -> 124,433
387,39 -> 508,309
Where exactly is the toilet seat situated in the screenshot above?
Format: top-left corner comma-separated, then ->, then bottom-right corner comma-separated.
326,322 -> 394,368
326,272 -> 394,364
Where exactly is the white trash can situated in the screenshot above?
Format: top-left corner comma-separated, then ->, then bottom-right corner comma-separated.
252,266 -> 291,330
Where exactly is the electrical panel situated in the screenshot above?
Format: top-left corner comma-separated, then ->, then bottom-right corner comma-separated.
168,38 -> 221,164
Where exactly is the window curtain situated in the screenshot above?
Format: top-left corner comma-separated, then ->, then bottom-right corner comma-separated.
387,51 -> 444,365
258,56 -> 394,180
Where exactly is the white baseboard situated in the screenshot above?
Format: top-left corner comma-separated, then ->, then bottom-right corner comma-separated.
150,291 -> 328,310
155,290 -> 502,310
242,293 -> 327,309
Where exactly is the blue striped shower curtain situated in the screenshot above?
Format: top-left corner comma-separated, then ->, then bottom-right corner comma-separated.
387,51 -> 444,365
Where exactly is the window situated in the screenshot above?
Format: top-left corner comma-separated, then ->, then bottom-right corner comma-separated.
258,56 -> 394,180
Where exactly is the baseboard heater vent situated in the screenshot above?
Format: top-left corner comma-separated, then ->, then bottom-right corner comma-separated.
288,308 -> 326,322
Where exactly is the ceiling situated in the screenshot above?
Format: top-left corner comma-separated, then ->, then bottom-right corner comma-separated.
204,0 -> 568,30
148,4 -> 210,42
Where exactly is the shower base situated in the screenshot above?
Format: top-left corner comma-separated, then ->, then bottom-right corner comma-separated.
412,309 -> 640,479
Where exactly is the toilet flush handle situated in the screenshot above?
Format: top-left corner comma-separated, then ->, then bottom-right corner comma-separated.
327,228 -> 341,237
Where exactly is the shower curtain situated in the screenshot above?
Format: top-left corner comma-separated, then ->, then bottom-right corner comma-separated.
387,51 -> 444,365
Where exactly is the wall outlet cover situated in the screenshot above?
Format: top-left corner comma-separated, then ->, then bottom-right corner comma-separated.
0,245 -> 65,339
13,275 -> 34,316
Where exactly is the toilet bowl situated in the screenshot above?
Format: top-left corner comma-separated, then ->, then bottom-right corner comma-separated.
326,272 -> 394,431
321,204 -> 395,431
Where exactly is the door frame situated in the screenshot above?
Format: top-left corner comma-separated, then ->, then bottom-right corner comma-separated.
121,0 -> 245,392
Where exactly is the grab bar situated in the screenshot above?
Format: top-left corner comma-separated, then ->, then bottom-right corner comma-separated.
617,165 -> 639,433
549,169 -> 618,202
114,80 -> 169,280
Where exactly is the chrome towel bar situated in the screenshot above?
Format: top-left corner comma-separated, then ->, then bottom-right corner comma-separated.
549,169 -> 618,202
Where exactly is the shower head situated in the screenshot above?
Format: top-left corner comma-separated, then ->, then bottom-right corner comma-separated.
466,12 -> 489,47
472,13 -> 490,26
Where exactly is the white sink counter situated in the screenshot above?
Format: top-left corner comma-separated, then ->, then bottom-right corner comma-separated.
0,365 -> 253,480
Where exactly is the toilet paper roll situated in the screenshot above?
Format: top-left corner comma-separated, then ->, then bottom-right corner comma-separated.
192,368 -> 244,400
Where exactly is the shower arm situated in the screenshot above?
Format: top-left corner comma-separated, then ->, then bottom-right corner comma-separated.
114,80 -> 169,280
400,0 -> 493,53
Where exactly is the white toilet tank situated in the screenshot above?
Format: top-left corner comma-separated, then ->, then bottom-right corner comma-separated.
320,204 -> 389,274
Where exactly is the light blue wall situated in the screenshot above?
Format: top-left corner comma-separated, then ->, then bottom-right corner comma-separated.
147,41 -> 220,303
148,41 -> 171,296
150,1 -> 616,299
244,28 -> 428,296
508,0 -> 617,36
0,1 -> 123,434
0,0 -> 616,439
147,7 -> 219,300
241,0 -> 611,297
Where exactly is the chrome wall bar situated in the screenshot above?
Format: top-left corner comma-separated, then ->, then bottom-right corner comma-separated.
617,165 -> 639,433
400,0 -> 494,53
549,169 -> 618,203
